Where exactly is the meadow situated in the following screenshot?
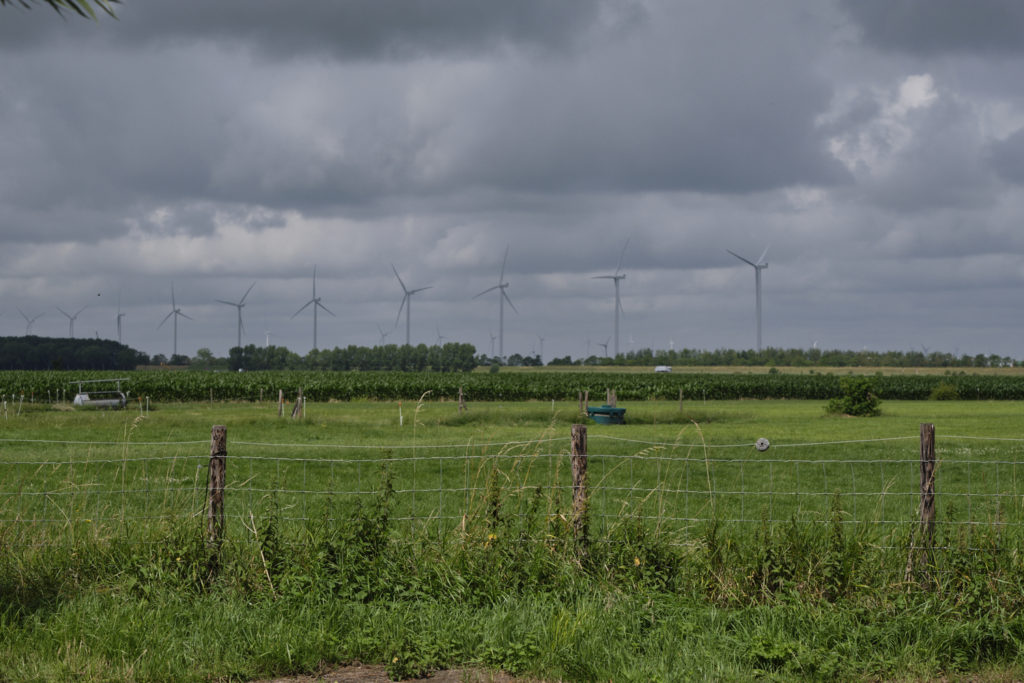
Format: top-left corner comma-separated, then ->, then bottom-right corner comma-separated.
2,396 -> 1024,680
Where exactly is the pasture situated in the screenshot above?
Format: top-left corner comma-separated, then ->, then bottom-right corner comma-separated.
2,397 -> 1024,681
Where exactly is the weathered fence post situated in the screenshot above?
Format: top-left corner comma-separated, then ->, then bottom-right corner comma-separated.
571,424 -> 589,554
206,425 -> 227,549
905,423 -> 936,583
584,390 -> 589,413
278,389 -> 284,417
458,386 -> 465,414
291,388 -> 304,419
679,388 -> 684,412
577,391 -> 583,414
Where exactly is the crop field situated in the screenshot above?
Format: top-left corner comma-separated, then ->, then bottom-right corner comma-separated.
4,396 -> 1024,681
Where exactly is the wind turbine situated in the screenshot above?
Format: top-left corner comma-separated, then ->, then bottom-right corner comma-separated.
598,337 -> 610,357
727,246 -> 769,353
376,324 -> 392,346
537,335 -> 545,364
392,265 -> 431,346
593,238 -> 629,358
291,266 -> 334,350
216,281 -> 256,350
474,245 -> 517,361
489,330 -> 497,357
435,324 -> 446,346
57,305 -> 87,338
18,308 -> 43,335
157,283 -> 192,357
116,292 -> 126,344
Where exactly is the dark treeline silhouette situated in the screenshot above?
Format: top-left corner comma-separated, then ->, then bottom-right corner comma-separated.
564,347 -> 1018,368
0,336 -> 149,370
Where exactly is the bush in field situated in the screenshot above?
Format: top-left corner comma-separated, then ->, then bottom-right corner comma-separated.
929,382 -> 959,400
827,376 -> 881,416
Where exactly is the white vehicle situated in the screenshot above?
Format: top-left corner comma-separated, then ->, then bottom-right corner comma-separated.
654,365 -> 672,373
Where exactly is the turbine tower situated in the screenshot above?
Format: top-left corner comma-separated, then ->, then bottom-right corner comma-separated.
727,247 -> 769,353
291,266 -> 334,350
537,334 -> 545,365
116,293 -> 126,344
157,283 -> 192,357
376,324 -> 391,346
593,238 -> 629,359
57,305 -> 87,338
392,265 -> 431,346
598,337 -> 610,357
216,281 -> 256,350
18,308 -> 43,335
474,245 -> 517,362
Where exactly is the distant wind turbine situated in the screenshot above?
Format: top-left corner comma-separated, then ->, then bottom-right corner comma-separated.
489,330 -> 497,357
116,292 -> 126,344
593,237 -> 629,358
392,265 -> 431,346
157,283 -> 192,357
537,335 -> 544,364
57,305 -> 87,339
376,324 -> 391,346
291,266 -> 334,350
727,246 -> 769,353
18,308 -> 43,335
435,324 -> 446,346
598,337 -> 610,357
216,282 -> 256,350
474,245 -> 517,361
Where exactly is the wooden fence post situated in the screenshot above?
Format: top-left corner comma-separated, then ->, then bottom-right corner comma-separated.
905,422 -> 936,582
278,389 -> 284,417
207,425 -> 227,549
291,388 -> 304,419
571,424 -> 589,554
458,386 -> 465,414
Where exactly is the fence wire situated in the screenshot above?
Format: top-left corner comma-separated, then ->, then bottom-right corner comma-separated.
2,430 -> 1024,548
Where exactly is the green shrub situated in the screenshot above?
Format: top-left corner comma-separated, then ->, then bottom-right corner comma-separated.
929,382 -> 959,400
827,376 -> 881,416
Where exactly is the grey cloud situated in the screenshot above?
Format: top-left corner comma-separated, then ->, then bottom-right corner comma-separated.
0,0 -> 639,61
839,0 -> 1024,55
990,128 -> 1024,184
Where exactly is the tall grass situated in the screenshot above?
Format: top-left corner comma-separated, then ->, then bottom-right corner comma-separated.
2,399 -> 1024,680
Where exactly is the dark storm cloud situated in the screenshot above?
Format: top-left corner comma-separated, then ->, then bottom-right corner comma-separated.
839,0 -> 1024,55
0,0 -> 639,60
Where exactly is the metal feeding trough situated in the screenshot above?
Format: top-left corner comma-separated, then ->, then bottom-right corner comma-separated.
71,378 -> 129,409
586,404 -> 626,425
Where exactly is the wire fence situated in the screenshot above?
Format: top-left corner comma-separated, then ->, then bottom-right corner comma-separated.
3,425 -> 1024,549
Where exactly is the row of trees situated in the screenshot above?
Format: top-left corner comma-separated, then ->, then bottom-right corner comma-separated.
0,337 -> 148,370
219,343 -> 479,372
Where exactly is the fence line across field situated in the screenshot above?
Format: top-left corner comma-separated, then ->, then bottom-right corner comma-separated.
2,425 -> 1024,553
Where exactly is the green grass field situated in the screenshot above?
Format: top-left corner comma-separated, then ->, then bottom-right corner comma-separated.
3,398 -> 1024,681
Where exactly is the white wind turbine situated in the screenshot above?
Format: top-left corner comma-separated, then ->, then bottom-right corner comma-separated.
434,324 -> 446,346
597,337 -> 610,357
116,292 -> 126,344
489,330 -> 497,357
376,324 -> 392,346
537,334 -> 544,364
593,238 -> 629,359
216,281 -> 256,350
474,245 -> 517,362
291,266 -> 334,350
727,246 -> 769,353
392,265 -> 431,346
57,305 -> 87,339
157,283 -> 192,357
18,308 -> 43,335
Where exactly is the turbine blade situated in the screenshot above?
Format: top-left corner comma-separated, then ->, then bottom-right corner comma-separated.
291,299 -> 314,319
215,299 -> 236,307
615,236 -> 630,275
499,244 -> 509,282
74,305 -> 87,317
392,264 -> 409,294
727,249 -> 757,268
17,308 -> 29,323
503,289 -> 519,314
57,307 -> 70,318
409,286 -> 432,295
474,285 -> 500,298
395,294 -> 407,328
317,301 -> 336,317
592,275 -> 616,280
171,283 -> 176,309
179,312 -> 194,321
757,245 -> 770,266
239,281 -> 256,305
158,310 -> 174,328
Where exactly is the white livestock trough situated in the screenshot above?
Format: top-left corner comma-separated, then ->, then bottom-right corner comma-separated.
71,378 -> 129,409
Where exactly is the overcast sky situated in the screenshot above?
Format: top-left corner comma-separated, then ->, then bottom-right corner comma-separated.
3,0 -> 1024,361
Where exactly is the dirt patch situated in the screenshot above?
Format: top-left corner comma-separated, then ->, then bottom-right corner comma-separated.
253,664 -> 527,683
